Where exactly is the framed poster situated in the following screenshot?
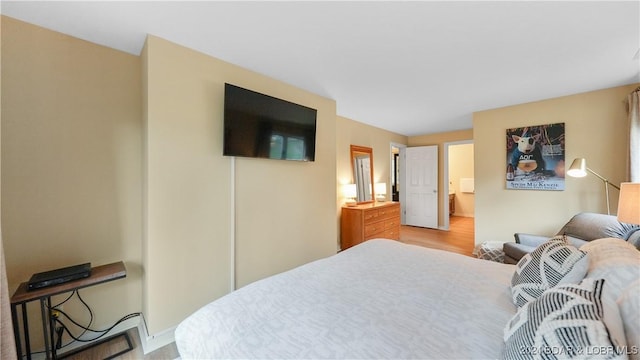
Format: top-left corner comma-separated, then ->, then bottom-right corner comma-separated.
506,123 -> 565,190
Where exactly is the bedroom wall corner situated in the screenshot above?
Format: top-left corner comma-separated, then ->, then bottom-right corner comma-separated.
336,116 -> 408,200
335,116 -> 408,242
142,35 -> 233,335
1,16 -> 143,350
140,37 -> 151,336
473,83 -> 639,245
143,35 -> 338,335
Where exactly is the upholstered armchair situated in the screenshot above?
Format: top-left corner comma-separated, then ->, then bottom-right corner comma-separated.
503,212 -> 640,265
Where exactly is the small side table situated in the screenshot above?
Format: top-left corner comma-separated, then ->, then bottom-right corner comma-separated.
11,261 -> 128,360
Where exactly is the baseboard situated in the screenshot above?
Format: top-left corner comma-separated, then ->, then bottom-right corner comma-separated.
137,314 -> 176,355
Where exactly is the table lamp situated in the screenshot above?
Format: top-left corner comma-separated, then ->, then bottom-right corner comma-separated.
342,184 -> 357,206
374,183 -> 387,202
617,182 -> 640,224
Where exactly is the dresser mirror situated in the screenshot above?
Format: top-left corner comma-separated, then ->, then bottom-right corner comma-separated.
350,145 -> 375,203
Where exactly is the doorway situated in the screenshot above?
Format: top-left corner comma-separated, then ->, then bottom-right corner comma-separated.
394,140 -> 475,255
443,140 -> 474,231
390,142 -> 406,224
390,143 -> 405,202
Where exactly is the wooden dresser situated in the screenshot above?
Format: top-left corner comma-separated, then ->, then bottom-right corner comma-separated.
340,202 -> 401,250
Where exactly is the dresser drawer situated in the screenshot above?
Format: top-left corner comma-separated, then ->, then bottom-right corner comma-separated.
384,228 -> 399,240
378,206 -> 400,220
385,218 -> 399,229
363,209 -> 380,223
364,221 -> 385,237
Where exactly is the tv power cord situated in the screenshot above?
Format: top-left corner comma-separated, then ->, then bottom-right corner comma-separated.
48,289 -> 141,350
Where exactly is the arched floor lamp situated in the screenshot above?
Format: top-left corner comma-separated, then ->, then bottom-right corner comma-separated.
566,158 -> 620,215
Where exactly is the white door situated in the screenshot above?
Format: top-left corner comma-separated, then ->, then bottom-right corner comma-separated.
402,145 -> 438,228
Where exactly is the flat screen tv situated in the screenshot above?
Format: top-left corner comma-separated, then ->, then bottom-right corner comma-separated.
223,83 -> 317,162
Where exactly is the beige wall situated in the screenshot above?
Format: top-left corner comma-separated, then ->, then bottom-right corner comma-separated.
1,16 -> 142,348
449,143 -> 475,217
409,129 -> 473,227
143,36 -> 337,334
336,116 -> 408,205
0,15 -> 18,360
473,84 -> 638,244
1,17 -> 340,342
1,16 -> 342,341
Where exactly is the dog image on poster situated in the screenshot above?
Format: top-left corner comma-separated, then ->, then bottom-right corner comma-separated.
506,123 -> 565,190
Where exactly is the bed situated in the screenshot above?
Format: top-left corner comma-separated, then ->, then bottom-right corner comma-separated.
175,237 -> 640,360
175,240 -> 516,359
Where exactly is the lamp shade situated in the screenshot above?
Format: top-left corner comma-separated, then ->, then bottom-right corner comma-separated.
342,184 -> 357,199
617,182 -> 640,225
566,158 -> 587,178
374,183 -> 387,196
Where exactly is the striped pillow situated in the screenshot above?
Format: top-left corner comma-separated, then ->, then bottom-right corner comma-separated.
503,278 -> 626,360
511,238 -> 588,308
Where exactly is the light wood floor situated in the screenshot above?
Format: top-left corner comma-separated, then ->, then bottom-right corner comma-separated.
62,328 -> 179,360
399,215 -> 475,257
74,216 -> 474,359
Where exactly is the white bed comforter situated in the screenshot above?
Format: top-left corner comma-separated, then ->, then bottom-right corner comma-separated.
175,239 -> 516,359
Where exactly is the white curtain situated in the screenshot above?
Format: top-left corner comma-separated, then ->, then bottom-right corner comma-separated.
1,238 -> 17,359
628,87 -> 640,182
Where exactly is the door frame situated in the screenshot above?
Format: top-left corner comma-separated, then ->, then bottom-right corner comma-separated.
443,139 -> 474,231
390,142 -> 406,204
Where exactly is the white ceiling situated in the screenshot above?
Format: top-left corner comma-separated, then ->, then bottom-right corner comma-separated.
2,1 -> 639,136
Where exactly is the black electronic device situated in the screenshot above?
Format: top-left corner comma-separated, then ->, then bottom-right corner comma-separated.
27,263 -> 92,291
223,83 -> 317,161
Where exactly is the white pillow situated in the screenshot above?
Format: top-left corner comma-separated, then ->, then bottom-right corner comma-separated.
581,238 -> 640,360
580,238 -> 640,301
618,279 -> 640,360
503,278 -> 627,360
580,238 -> 640,360
511,239 -> 589,308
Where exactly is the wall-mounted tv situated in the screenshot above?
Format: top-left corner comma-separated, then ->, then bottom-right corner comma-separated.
223,83 -> 317,162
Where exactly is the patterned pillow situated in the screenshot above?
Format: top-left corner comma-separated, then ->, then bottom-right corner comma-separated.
511,238 -> 588,308
580,238 -> 640,302
581,238 -> 640,360
618,280 -> 640,360
503,278 -> 626,360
